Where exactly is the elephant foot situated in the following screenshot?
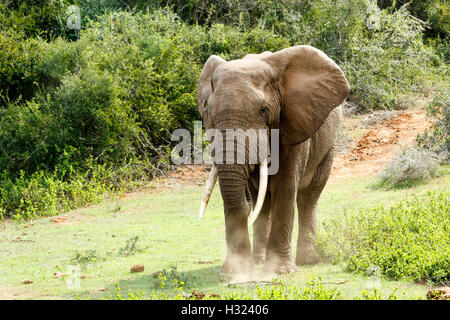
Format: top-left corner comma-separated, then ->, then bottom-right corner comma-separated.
251,249 -> 266,265
251,254 -> 265,265
263,252 -> 297,274
296,248 -> 320,265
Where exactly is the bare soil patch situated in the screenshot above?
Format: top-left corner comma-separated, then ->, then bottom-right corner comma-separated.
156,165 -> 210,187
330,108 -> 431,180
50,216 -> 70,225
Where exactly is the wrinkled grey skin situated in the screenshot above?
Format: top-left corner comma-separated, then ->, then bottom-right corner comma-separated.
197,46 -> 350,274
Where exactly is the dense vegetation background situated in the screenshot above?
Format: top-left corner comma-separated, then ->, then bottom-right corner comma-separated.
0,0 -> 448,220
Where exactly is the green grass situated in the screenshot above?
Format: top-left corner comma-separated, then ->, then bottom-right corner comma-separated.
0,169 -> 448,299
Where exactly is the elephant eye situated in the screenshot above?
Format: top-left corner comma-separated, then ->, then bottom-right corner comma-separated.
259,106 -> 268,117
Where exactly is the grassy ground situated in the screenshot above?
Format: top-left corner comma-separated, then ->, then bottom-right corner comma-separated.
0,167 -> 448,300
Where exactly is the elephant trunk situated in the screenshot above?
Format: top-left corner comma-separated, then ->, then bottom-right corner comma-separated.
198,127 -> 269,222
217,163 -> 251,256
217,163 -> 249,212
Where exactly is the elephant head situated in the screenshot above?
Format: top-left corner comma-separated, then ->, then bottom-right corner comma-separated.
196,45 -> 350,272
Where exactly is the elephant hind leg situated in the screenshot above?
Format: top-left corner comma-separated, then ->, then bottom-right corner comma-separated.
296,149 -> 334,265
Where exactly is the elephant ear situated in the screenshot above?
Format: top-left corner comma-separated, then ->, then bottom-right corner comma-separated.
197,55 -> 226,129
266,45 -> 350,145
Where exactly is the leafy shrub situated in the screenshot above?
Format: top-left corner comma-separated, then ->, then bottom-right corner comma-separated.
0,0 -> 128,40
149,265 -> 198,290
340,5 -> 437,111
317,191 -> 450,283
0,36 -> 45,101
374,147 -> 442,189
118,236 -> 147,256
70,249 -> 104,267
0,157 -> 156,220
378,0 -> 449,40
253,278 -> 342,300
0,0 -> 67,39
133,0 -> 311,28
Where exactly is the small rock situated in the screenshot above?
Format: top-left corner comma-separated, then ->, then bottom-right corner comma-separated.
53,272 -> 68,278
98,287 -> 108,291
130,264 -> 145,273
51,217 -> 67,224
185,290 -> 205,300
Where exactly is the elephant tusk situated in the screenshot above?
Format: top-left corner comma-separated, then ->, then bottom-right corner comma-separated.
198,164 -> 218,220
248,158 -> 268,226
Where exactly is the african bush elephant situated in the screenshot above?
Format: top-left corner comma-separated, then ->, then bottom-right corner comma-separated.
197,45 -> 350,275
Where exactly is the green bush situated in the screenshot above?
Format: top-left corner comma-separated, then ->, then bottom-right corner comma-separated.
378,0 -> 449,40
0,157 -> 157,221
253,278 -> 342,300
317,191 -> 450,283
0,0 -> 67,39
0,36 -> 44,101
0,0 -> 127,40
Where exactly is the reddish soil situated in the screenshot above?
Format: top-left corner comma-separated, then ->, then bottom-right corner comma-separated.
158,165 -> 210,187
50,216 -> 70,225
330,108 -> 431,180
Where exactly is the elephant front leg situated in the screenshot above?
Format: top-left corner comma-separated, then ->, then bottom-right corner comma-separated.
222,208 -> 252,275
263,186 -> 297,274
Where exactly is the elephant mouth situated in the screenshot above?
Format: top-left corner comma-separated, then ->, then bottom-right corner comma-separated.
198,159 -> 268,226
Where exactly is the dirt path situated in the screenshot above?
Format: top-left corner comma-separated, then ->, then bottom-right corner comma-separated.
330,108 -> 431,180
